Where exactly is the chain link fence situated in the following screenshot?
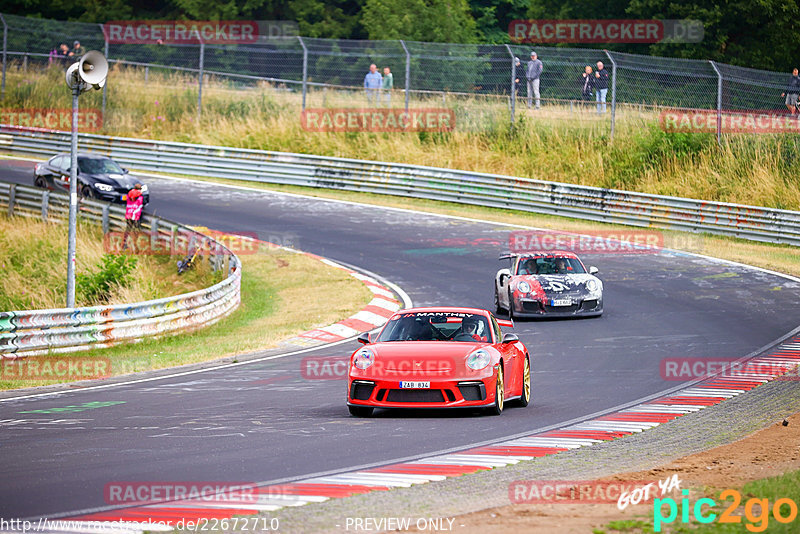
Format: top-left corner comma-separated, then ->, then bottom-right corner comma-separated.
0,12 -> 797,140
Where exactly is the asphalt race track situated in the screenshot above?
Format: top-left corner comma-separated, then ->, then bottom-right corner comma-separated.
2,158 -> 800,519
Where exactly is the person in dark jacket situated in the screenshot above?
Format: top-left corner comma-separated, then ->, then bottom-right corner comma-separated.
513,57 -> 522,96
781,68 -> 800,114
581,65 -> 594,104
595,61 -> 609,113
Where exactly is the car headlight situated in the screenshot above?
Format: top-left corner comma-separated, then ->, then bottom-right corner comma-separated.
94,183 -> 114,192
517,281 -> 531,294
466,349 -> 492,371
586,279 -> 599,292
353,348 -> 375,370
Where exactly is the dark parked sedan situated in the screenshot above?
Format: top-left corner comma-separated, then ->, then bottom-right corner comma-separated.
33,153 -> 149,205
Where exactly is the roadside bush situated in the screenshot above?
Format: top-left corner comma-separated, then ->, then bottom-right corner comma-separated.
77,254 -> 138,303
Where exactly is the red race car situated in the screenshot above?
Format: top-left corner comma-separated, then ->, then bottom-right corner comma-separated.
346,307 -> 531,417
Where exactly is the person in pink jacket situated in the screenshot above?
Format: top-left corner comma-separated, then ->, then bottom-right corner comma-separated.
121,183 -> 144,251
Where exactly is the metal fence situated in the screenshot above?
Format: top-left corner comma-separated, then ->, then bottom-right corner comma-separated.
0,12 -> 797,139
2,126 -> 798,247
0,181 -> 242,358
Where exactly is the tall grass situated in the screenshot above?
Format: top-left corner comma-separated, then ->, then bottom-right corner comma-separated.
2,62 -> 800,210
0,214 -> 214,310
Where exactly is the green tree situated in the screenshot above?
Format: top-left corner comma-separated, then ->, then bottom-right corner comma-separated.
626,0 -> 800,71
289,0 -> 366,38
361,0 -> 478,43
469,0 -> 529,44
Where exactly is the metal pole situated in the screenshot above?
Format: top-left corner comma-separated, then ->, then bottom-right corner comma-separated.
1,14 -> 7,100
66,85 -> 80,308
101,25 -> 109,119
709,60 -> 723,145
400,40 -> 410,113
504,44 -> 515,126
197,41 -> 205,116
298,36 -> 307,111
604,50 -> 617,141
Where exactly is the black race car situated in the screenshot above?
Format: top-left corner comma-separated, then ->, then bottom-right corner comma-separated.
33,153 -> 149,205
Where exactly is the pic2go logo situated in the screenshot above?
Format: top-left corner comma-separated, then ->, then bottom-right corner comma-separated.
654,489 -> 799,532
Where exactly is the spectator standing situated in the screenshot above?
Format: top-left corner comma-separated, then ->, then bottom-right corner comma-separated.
513,57 -> 522,96
382,66 -> 393,106
364,64 -> 382,107
595,61 -> 609,113
526,51 -> 543,109
581,65 -> 594,104
58,44 -> 71,65
121,183 -> 144,250
71,40 -> 86,58
781,68 -> 800,114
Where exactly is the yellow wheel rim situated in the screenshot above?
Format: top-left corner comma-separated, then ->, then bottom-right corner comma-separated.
523,358 -> 531,401
496,366 -> 504,411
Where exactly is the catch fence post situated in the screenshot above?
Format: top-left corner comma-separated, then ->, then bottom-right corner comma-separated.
400,40 -> 410,112
298,36 -> 308,111
709,61 -> 723,146
504,44 -> 516,127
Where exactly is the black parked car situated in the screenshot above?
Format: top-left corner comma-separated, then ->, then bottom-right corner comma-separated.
33,153 -> 149,205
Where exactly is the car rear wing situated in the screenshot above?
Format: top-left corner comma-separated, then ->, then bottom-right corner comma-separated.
497,318 -> 514,328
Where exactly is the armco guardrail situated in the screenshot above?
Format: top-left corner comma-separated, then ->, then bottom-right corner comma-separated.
0,181 -> 241,358
1,126 -> 799,247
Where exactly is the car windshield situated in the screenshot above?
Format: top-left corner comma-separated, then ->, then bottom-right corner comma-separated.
517,256 -> 586,275
78,157 -> 124,175
377,312 -> 491,343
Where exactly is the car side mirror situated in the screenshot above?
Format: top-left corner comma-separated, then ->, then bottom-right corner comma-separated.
499,269 -> 511,285
357,332 -> 371,345
589,266 -> 599,275
501,333 -> 519,344
122,167 -> 129,174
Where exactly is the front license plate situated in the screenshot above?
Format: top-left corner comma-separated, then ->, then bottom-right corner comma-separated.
550,298 -> 572,307
399,381 -> 430,389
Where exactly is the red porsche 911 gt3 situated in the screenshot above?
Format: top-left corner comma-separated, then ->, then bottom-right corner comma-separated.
346,307 -> 531,417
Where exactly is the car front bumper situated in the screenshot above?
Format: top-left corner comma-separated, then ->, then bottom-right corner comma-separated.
94,190 -> 150,205
511,296 -> 603,318
346,375 -> 499,410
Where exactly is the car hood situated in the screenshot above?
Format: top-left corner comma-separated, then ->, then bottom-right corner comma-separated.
89,173 -> 140,190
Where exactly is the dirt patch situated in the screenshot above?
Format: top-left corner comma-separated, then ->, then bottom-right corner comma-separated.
450,412 -> 800,533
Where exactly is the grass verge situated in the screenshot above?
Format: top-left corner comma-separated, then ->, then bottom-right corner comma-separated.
0,213 -> 215,310
0,241 -> 373,391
